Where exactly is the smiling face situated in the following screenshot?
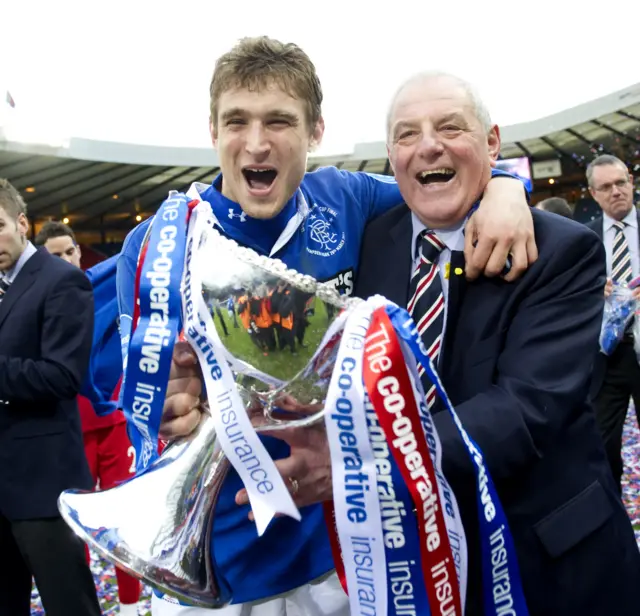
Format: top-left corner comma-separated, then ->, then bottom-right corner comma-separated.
387,74 -> 500,228
211,82 -> 324,219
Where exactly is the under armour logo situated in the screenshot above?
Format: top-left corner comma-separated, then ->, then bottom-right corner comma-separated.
228,209 -> 247,222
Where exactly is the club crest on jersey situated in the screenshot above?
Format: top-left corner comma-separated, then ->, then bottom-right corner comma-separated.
306,206 -> 345,257
228,209 -> 247,222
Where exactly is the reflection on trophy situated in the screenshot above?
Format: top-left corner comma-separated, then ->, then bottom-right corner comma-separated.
58,222 -> 360,608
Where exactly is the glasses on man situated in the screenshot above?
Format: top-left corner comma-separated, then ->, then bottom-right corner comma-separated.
593,177 -> 630,194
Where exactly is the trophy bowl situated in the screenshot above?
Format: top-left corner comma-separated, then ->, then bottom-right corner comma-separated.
59,219 -> 360,608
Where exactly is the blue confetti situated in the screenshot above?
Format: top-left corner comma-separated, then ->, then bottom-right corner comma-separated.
31,551 -> 152,615
29,403 -> 640,613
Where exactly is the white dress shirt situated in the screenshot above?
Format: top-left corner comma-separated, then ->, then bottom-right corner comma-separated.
1,241 -> 37,284
602,208 -> 639,282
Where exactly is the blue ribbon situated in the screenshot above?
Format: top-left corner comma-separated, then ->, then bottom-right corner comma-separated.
385,304 -> 529,616
121,194 -> 189,472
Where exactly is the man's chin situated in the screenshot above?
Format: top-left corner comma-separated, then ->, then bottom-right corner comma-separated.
239,197 -> 286,220
411,195 -> 470,229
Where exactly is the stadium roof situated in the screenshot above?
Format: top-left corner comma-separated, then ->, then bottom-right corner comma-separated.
1,81 -> 640,234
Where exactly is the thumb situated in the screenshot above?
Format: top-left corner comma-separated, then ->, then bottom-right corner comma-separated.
173,340 -> 197,366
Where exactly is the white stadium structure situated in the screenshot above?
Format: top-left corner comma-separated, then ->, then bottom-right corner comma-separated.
1,81 -> 639,246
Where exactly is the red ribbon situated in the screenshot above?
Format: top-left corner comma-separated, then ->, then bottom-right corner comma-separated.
362,307 -> 462,616
323,501 -> 349,595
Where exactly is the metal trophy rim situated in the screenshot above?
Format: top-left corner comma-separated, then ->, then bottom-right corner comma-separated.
201,223 -> 361,311
200,223 -> 362,427
58,488 -> 219,608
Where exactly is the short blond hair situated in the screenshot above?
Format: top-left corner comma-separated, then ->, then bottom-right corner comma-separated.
209,36 -> 323,131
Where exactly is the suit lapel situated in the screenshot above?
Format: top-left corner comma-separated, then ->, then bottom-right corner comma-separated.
0,249 -> 45,330
382,208 -> 413,306
441,250 -> 468,368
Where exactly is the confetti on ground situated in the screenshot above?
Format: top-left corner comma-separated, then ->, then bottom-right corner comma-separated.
621,404 -> 640,541
31,550 -> 152,615
30,406 -> 640,614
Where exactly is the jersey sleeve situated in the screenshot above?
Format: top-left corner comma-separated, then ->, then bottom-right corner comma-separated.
341,171 -> 403,221
116,218 -> 152,407
490,167 -> 531,203
342,167 -> 528,224
79,254 -> 122,415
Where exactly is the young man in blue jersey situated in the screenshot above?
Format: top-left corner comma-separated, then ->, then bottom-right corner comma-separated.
119,37 -> 536,616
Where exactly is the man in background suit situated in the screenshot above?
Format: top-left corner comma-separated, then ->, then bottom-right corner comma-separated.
36,220 -> 142,616
0,180 -> 101,616
354,73 -> 640,615
585,154 -> 640,490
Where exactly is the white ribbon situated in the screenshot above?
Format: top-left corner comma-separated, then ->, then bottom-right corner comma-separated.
182,201 -> 300,535
325,301 -> 388,616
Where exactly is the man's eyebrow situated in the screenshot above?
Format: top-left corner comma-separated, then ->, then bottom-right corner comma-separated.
391,120 -> 416,134
438,111 -> 467,125
267,110 -> 299,123
220,108 -> 300,123
220,107 -> 246,122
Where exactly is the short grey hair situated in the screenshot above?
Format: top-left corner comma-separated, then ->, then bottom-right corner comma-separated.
386,71 -> 493,140
585,154 -> 629,187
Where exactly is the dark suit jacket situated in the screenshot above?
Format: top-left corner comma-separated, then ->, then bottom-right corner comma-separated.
354,206 -> 640,615
585,210 -> 639,395
0,248 -> 94,520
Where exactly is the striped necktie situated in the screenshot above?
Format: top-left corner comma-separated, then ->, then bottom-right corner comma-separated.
408,230 -> 445,409
0,277 -> 10,302
611,221 -> 632,285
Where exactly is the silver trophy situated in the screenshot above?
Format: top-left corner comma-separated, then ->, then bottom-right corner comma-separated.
58,223 -> 360,608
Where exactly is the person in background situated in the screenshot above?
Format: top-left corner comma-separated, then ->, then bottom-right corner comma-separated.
585,154 -> 640,491
35,220 -> 142,616
0,180 -> 101,616
535,196 -> 573,219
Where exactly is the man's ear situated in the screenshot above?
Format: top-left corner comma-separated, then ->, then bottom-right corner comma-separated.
17,213 -> 29,239
386,144 -> 396,175
210,117 -> 218,149
487,124 -> 501,167
309,116 -> 325,152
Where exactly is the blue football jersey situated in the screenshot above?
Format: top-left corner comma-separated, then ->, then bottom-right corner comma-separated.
116,166 -> 520,604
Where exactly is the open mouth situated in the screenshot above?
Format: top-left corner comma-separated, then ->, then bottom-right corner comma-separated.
416,168 -> 456,185
242,167 -> 278,192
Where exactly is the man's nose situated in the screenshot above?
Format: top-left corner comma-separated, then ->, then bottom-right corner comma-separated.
245,122 -> 270,157
416,131 -> 444,159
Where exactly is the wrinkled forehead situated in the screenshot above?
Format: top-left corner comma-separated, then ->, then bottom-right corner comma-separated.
388,76 -> 473,129
591,162 -> 629,183
216,80 -> 308,121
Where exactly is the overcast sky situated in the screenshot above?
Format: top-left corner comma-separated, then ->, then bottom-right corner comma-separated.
2,0 -> 639,155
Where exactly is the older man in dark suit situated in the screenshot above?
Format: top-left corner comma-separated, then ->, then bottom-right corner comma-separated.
584,154 -> 640,491
0,180 -> 100,616
352,72 -> 640,615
